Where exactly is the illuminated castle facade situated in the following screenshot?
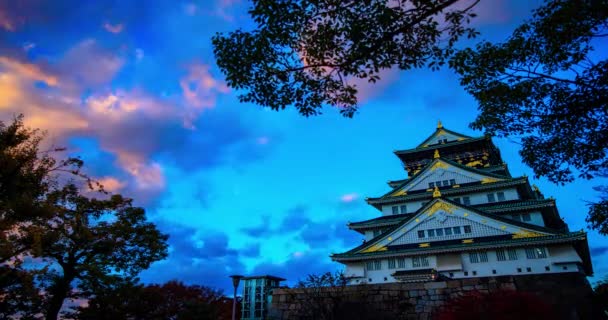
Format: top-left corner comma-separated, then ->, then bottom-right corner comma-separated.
331,123 -> 592,284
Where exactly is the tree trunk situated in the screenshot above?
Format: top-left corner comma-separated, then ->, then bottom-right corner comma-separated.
45,271 -> 75,320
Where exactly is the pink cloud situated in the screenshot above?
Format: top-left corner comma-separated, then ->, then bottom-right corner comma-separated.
180,62 -> 229,109
0,7 -> 17,31
57,39 -> 125,88
103,22 -> 124,34
340,193 -> 358,203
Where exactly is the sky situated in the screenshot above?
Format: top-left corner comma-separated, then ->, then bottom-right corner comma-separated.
0,0 -> 606,293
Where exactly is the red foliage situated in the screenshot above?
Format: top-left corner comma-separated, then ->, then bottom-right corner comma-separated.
435,290 -> 556,320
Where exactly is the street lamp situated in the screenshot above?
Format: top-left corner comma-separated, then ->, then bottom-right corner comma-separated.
229,275 -> 244,320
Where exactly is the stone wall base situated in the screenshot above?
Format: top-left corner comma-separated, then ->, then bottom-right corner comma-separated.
268,273 -> 594,320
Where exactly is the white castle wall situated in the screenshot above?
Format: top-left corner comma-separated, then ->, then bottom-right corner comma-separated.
381,187 -> 520,215
344,245 -> 583,285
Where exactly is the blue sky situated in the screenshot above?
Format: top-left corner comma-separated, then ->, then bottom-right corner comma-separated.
0,0 -> 606,292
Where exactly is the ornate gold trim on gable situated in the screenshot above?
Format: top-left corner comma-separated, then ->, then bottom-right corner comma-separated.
427,201 -> 455,215
481,177 -> 500,184
391,189 -> 407,197
430,161 -> 448,171
512,230 -> 545,239
360,244 -> 387,253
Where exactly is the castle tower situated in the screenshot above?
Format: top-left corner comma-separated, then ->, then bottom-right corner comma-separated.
331,124 -> 592,284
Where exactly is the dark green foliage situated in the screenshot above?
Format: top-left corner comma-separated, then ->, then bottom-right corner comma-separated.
0,116 -> 169,320
75,280 -> 231,320
594,279 -> 608,319
213,0 -> 479,117
451,0 -> 608,233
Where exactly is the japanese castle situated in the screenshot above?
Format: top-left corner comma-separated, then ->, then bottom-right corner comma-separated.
331,122 -> 592,283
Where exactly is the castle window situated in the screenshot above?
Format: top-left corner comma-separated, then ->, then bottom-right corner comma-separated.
397,258 -> 406,268
472,271 -> 477,275
469,251 -> 488,263
526,267 -> 532,272
497,191 -> 506,201
463,225 -> 472,234
436,228 -> 444,236
463,197 -> 471,205
427,229 -> 435,237
496,249 -> 506,261
450,179 -> 456,185
517,268 -> 522,273
429,182 -> 435,188
522,213 -> 531,222
374,260 -> 382,270
507,249 -> 518,260
391,206 -> 399,215
487,193 -> 496,203
479,251 -> 488,262
388,258 -> 396,269
453,197 -> 461,204
469,252 -> 479,263
366,261 -> 374,270
442,180 -> 449,186
436,181 -> 442,187
525,247 -> 547,259
492,270 -> 497,274
417,230 -> 425,238
400,205 -> 407,214
412,256 -> 429,268
464,271 -> 469,276
545,266 -> 550,271
444,227 -> 452,235
453,226 -> 462,234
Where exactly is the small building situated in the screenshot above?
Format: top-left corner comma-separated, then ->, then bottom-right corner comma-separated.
241,275 -> 285,320
331,122 -> 592,284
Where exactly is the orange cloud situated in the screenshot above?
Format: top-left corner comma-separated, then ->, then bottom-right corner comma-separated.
97,177 -> 126,192
0,56 -> 58,86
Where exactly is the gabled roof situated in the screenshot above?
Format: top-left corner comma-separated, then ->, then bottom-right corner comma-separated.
415,124 -> 473,149
341,198 -> 564,257
367,176 -> 531,209
379,157 -> 511,198
349,199 -> 558,233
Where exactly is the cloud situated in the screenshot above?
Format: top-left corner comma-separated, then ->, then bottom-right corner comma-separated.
97,176 -> 126,192
340,193 -> 358,203
56,39 -> 125,88
0,56 -> 58,86
103,22 -> 124,34
140,223 -> 248,291
251,251 -> 340,286
591,246 -> 608,257
180,62 -> 229,110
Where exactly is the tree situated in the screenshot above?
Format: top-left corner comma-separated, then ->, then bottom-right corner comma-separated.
0,115 -> 85,263
450,0 -> 608,233
212,0 -> 479,117
435,290 -> 556,320
30,184 -> 168,320
76,280 -> 232,320
0,116 -> 169,320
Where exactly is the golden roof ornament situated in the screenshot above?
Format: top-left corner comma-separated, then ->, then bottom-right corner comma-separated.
437,120 -> 443,129
432,186 -> 442,198
433,149 -> 440,159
